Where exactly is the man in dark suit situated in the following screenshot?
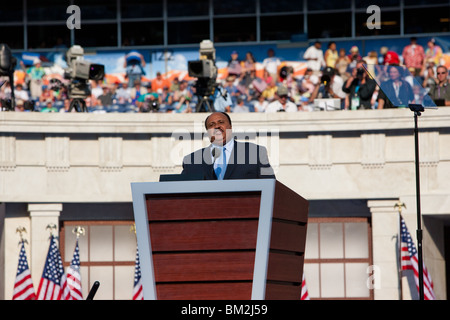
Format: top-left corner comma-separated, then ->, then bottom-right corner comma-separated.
181,112 -> 275,180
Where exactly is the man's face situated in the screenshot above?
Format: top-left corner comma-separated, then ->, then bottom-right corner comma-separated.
206,112 -> 232,146
437,67 -> 448,83
279,95 -> 288,105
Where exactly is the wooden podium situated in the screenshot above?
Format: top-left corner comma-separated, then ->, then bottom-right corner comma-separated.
131,179 -> 308,300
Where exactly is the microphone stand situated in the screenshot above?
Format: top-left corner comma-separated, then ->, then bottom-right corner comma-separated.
408,104 -> 424,300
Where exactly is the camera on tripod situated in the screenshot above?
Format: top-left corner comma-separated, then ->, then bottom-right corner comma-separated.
0,43 -> 17,111
64,45 -> 105,100
188,40 -> 218,112
140,94 -> 160,113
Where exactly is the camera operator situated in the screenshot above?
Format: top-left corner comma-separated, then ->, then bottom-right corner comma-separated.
136,89 -> 160,113
310,67 -> 346,108
213,81 -> 233,112
342,60 -> 377,110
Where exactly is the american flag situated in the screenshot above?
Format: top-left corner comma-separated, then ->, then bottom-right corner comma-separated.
301,273 -> 310,300
36,235 -> 70,300
400,215 -> 436,300
132,246 -> 143,300
66,239 -> 83,300
12,241 -> 36,300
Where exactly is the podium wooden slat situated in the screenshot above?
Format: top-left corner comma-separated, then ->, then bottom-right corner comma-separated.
148,220 -> 258,251
153,251 -> 255,282
156,282 -> 253,300
265,283 -> 302,300
132,179 -> 309,300
267,252 -> 303,283
146,192 -> 261,221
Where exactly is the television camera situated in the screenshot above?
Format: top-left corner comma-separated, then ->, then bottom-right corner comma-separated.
188,40 -> 218,112
139,94 -> 160,113
63,45 -> 105,112
0,44 -> 17,111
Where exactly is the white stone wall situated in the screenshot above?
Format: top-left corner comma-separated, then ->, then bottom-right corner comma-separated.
1,108 -> 449,299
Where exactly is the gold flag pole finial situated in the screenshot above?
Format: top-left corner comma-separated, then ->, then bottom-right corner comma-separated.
130,224 -> 136,235
46,223 -> 57,237
72,226 -> 86,239
394,201 -> 406,214
16,226 -> 28,245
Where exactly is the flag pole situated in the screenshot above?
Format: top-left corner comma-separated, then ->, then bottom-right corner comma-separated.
394,202 -> 406,300
410,107 -> 425,300
13,226 -> 36,300
70,226 -> 85,300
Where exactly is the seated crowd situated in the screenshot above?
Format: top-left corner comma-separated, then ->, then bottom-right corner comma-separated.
1,38 -> 448,113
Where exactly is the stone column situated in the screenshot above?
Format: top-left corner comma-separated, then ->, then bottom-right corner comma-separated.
368,199 -> 402,300
28,203 -> 62,285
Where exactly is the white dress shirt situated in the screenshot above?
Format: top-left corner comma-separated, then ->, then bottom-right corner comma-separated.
211,138 -> 234,173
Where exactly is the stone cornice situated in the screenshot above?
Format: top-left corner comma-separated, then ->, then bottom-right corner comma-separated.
1,108 -> 449,134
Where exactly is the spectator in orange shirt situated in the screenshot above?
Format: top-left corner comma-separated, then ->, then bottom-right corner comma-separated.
151,72 -> 169,94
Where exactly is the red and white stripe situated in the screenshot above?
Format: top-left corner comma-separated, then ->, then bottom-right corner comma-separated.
402,250 -> 436,300
66,266 -> 83,300
13,270 -> 36,300
400,216 -> 436,300
301,273 -> 310,300
37,275 -> 70,300
133,278 -> 143,300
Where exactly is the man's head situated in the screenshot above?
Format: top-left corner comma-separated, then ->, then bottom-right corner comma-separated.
428,38 -> 436,48
436,65 -> 448,84
180,80 -> 188,89
355,60 -> 367,78
204,112 -> 232,146
277,85 -> 289,103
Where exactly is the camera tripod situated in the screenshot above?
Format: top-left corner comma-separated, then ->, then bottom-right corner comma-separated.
69,98 -> 88,112
195,95 -> 215,113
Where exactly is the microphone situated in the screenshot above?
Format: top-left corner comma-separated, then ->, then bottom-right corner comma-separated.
86,281 -> 100,300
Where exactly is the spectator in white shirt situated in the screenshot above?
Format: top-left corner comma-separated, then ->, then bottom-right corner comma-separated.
262,48 -> 281,82
14,84 -> 30,101
303,41 -> 326,74
115,81 -> 132,104
265,85 -> 298,113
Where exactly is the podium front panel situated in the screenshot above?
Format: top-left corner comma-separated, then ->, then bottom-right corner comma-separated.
131,179 -> 308,300
147,190 -> 260,300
